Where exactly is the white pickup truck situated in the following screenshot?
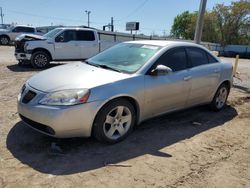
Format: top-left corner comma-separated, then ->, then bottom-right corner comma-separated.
0,25 -> 42,45
15,27 -> 119,68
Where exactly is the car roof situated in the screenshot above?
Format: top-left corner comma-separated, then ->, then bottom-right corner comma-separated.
126,40 -> 203,48
57,27 -> 94,31
15,25 -> 35,28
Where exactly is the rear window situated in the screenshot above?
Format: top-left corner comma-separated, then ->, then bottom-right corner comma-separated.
13,27 -> 35,33
76,30 -> 95,41
207,53 -> 218,63
187,47 -> 209,67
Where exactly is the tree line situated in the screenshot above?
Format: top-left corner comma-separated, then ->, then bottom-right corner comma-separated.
170,0 -> 250,45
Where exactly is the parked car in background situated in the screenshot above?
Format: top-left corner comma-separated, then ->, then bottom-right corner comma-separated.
15,27 -> 114,68
17,41 -> 233,143
0,24 -> 11,29
0,25 -> 43,45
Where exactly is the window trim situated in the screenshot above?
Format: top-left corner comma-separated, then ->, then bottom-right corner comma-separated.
55,30 -> 77,43
146,47 -> 189,75
186,46 -> 218,68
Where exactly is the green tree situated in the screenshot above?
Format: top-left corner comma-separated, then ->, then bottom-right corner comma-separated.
170,0 -> 250,45
170,11 -> 197,40
213,0 -> 250,45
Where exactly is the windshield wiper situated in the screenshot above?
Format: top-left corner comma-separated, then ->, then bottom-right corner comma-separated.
97,64 -> 121,73
84,61 -> 121,73
84,60 -> 99,67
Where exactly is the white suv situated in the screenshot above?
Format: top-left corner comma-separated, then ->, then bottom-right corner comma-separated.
0,25 -> 42,45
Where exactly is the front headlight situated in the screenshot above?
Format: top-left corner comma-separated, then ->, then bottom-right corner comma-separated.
39,89 -> 90,106
24,43 -> 29,52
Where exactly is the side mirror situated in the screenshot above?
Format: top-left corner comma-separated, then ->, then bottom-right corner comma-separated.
151,65 -> 172,76
55,35 -> 64,42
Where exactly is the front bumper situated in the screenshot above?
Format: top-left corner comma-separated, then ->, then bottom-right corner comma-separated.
15,52 -> 32,61
17,84 -> 103,138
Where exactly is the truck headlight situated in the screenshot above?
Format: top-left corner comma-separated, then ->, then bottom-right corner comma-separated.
24,43 -> 29,52
39,89 -> 90,106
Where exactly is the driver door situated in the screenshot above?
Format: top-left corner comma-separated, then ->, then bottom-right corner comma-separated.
144,47 -> 191,118
54,30 -> 81,60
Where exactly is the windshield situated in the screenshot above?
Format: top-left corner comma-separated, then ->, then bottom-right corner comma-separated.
43,28 -> 63,38
87,43 -> 161,73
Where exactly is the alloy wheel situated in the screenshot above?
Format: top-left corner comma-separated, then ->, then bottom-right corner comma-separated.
34,54 -> 48,67
0,37 -> 9,45
215,87 -> 228,109
103,106 -> 132,140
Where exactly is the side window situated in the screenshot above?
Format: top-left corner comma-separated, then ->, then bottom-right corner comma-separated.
24,27 -> 35,33
12,27 -> 21,32
187,47 -> 209,67
76,30 -> 95,41
155,48 -> 187,72
55,30 -> 77,42
207,53 -> 218,63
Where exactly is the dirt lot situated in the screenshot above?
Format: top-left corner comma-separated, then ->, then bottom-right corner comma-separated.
0,46 -> 250,188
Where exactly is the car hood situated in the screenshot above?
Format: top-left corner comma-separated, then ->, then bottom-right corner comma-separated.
28,62 -> 131,92
0,29 -> 8,33
15,34 -> 46,42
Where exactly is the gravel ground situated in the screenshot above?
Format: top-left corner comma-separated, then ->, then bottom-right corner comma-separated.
0,46 -> 250,188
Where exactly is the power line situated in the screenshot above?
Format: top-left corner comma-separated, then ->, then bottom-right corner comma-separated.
4,7 -> 167,35
116,0 -> 149,22
6,9 -> 84,23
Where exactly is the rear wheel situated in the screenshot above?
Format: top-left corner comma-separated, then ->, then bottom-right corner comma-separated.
93,99 -> 136,144
31,51 -> 50,68
0,35 -> 10,45
210,83 -> 229,111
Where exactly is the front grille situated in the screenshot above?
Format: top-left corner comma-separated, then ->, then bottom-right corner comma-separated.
15,41 -> 25,53
22,90 -> 36,104
19,114 -> 55,135
21,84 -> 26,95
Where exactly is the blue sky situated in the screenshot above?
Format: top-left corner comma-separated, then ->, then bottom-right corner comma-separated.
0,0 -> 233,35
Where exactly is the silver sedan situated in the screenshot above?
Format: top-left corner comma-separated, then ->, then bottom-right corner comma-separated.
18,41 -> 233,143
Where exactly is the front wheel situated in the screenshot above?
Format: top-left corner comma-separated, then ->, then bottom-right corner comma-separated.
93,99 -> 136,144
210,84 -> 229,111
31,51 -> 50,68
18,60 -> 30,66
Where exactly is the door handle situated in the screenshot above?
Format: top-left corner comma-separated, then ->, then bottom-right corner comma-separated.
183,76 -> 192,81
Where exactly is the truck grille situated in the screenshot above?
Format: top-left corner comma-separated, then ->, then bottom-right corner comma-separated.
15,41 -> 25,53
22,90 -> 36,104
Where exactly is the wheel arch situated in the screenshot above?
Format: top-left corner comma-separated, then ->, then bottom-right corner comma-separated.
0,34 -> 10,39
32,48 -> 52,61
219,80 -> 231,91
91,95 -> 140,136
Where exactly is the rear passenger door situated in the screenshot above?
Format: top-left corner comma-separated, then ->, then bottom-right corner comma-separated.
76,30 -> 99,59
186,47 -> 221,106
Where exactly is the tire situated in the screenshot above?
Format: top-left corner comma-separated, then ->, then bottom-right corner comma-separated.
93,99 -> 136,144
31,51 -> 50,68
18,60 -> 31,66
0,35 -> 10,45
210,83 -> 229,111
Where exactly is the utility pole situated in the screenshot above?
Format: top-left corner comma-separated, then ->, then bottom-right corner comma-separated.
111,17 -> 114,32
85,10 -> 91,27
194,0 -> 207,44
0,7 -> 4,25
